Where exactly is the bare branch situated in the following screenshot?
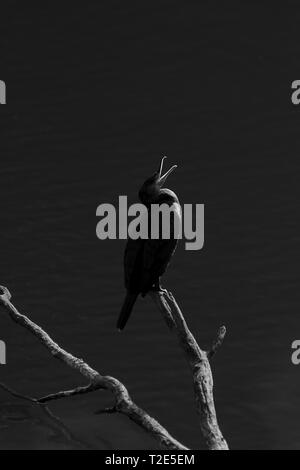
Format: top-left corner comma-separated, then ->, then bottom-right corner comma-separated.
0,284 -> 228,450
0,285 -> 187,451
150,290 -> 229,450
149,291 -> 175,329
0,286 -> 99,382
208,326 -> 227,359
37,383 -> 102,404
167,291 -> 202,363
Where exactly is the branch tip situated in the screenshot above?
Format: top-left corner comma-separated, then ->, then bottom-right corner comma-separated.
208,325 -> 227,359
0,285 -> 12,301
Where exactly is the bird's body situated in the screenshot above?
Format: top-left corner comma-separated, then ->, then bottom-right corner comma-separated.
117,157 -> 180,331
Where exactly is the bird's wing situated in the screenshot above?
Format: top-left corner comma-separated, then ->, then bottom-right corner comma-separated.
140,207 -> 180,293
124,203 -> 181,293
141,238 -> 178,293
124,205 -> 149,291
124,237 -> 144,291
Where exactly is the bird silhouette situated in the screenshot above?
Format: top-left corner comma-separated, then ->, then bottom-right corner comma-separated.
117,156 -> 181,331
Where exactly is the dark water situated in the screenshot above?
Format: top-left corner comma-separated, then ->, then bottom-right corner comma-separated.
1,2 -> 300,449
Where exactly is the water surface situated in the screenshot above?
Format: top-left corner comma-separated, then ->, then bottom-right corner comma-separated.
1,2 -> 300,449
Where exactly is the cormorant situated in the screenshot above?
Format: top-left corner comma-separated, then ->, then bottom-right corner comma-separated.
117,156 -> 181,331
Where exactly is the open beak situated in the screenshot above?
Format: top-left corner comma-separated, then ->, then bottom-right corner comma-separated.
158,156 -> 177,186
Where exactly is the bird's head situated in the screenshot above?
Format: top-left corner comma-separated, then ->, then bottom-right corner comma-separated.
138,156 -> 177,205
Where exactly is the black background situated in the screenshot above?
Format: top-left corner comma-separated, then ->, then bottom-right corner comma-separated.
1,1 -> 300,449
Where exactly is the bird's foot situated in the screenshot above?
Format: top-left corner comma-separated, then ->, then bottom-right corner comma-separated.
158,287 -> 168,295
151,283 -> 168,296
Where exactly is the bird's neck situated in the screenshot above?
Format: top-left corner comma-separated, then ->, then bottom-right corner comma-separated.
139,187 -> 179,207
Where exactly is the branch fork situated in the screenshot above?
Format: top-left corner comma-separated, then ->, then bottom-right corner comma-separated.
0,284 -> 228,450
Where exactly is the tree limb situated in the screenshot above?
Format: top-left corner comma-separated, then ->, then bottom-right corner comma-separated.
150,290 -> 229,450
37,383 -> 101,404
0,285 -> 187,450
0,284 -> 228,450
208,326 -> 227,359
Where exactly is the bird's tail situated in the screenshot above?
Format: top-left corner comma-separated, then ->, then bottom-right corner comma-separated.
117,291 -> 139,331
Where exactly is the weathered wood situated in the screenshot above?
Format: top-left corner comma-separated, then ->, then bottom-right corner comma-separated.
0,284 -> 228,450
150,290 -> 228,450
0,285 -> 187,450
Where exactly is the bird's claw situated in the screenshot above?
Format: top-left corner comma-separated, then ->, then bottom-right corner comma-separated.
150,286 -> 168,296
159,288 -> 168,295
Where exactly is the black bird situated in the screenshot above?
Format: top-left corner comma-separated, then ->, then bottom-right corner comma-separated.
117,156 -> 181,331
